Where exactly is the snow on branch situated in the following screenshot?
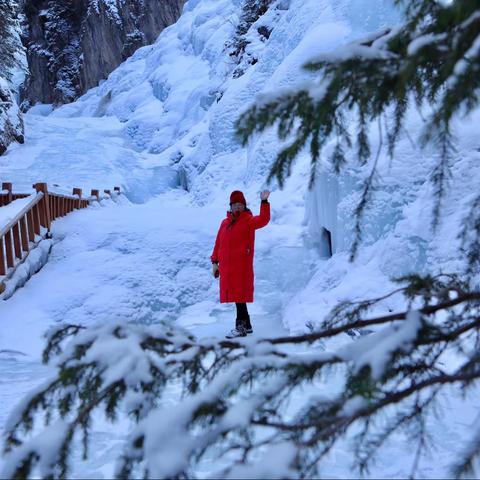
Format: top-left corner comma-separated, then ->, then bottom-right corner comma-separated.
2,274 -> 480,478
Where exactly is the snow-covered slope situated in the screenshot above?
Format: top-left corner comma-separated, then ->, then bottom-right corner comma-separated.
1,0 -> 479,477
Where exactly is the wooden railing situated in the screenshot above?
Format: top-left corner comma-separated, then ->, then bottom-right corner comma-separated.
0,182 -> 30,206
0,182 -> 121,294
0,192 -> 44,277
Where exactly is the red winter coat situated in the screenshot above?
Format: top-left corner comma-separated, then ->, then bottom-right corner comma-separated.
211,201 -> 270,303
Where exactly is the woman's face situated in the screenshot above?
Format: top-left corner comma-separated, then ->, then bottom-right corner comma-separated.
231,202 -> 245,213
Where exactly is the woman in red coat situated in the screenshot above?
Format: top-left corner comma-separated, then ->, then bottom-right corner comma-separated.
211,190 -> 270,338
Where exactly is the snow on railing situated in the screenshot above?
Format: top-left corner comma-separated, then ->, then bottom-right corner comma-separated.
0,182 -> 121,295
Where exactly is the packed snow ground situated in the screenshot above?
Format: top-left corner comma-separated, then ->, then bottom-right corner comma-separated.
1,0 -> 480,477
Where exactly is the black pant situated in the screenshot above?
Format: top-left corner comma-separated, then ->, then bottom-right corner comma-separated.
235,303 -> 251,329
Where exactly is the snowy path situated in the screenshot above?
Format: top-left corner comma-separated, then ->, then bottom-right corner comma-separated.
0,114 -> 313,475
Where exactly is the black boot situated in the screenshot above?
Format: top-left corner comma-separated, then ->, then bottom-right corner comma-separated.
226,325 -> 247,338
235,316 -> 252,335
243,316 -> 253,334
236,303 -> 253,334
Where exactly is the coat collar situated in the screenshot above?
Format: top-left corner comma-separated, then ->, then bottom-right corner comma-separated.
226,209 -> 252,223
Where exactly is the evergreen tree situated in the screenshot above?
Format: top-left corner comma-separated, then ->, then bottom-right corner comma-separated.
39,0 -> 84,102
0,0 -> 19,81
0,0 -> 24,155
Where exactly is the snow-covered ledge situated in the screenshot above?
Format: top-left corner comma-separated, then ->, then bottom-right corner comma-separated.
0,238 -> 53,300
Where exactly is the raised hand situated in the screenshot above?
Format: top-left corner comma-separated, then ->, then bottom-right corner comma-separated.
260,190 -> 270,201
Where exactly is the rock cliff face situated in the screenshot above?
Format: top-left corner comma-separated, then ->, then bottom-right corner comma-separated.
21,0 -> 185,106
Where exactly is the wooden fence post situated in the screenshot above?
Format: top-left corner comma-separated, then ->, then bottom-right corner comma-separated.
20,216 -> 29,253
12,223 -> 22,259
73,188 -> 82,209
91,189 -> 99,201
2,182 -> 12,206
0,237 -> 6,275
4,230 -> 14,268
33,183 -> 51,232
52,195 -> 57,220
32,203 -> 41,235
26,209 -> 35,242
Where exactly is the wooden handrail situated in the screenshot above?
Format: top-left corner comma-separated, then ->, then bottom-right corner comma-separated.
0,192 -> 46,280
0,192 -> 43,239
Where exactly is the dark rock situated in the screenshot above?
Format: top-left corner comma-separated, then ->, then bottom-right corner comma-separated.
21,0 -> 185,106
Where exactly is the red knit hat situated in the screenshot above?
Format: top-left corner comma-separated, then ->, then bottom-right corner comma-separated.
230,190 -> 246,206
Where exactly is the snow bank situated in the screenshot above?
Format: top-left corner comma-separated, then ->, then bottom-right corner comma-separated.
0,239 -> 53,300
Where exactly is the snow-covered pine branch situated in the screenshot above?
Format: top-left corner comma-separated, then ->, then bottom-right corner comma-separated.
2,274 -> 480,479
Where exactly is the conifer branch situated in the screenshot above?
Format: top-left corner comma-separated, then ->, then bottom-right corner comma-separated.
2,274 -> 480,478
